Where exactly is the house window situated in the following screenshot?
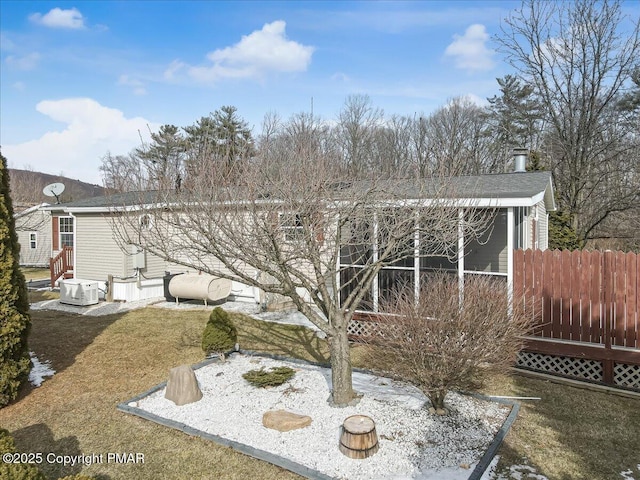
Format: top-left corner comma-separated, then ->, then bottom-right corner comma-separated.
420,230 -> 458,273
340,217 -> 372,266
339,207 -> 510,313
465,209 -> 507,274
376,208 -> 416,311
59,217 -> 74,248
513,207 -> 528,250
29,232 -> 37,249
140,214 -> 152,230
280,213 -> 304,241
339,217 -> 374,311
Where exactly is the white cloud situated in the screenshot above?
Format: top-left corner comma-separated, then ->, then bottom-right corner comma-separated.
118,75 -> 147,95
2,98 -> 159,184
29,7 -> 85,29
444,24 -> 495,72
460,93 -> 489,107
5,52 -> 41,70
165,20 -> 314,84
163,60 -> 186,81
0,33 -> 16,51
331,72 -> 351,82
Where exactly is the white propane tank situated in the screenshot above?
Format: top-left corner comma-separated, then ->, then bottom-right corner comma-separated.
168,273 -> 232,305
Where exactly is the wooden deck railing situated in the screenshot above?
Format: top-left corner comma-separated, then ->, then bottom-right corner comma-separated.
50,246 -> 73,287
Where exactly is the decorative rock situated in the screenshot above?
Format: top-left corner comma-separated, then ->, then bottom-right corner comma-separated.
262,409 -> 312,432
460,463 -> 471,469
428,407 -> 436,414
165,365 -> 203,406
436,408 -> 447,416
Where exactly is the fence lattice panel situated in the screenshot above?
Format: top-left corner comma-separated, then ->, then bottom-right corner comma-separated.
514,249 -> 639,348
515,249 -> 639,391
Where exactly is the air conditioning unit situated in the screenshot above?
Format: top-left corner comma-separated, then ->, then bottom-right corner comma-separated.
59,279 -> 99,306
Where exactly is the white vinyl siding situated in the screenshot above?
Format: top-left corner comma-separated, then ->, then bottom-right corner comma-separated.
536,200 -> 549,250
75,214 -> 171,280
75,214 -> 127,280
124,245 -> 168,278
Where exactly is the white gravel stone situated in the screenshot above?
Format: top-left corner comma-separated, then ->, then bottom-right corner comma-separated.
136,353 -> 510,480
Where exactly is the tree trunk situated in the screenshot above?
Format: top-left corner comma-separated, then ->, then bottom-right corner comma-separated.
328,325 -> 356,406
429,389 -> 447,410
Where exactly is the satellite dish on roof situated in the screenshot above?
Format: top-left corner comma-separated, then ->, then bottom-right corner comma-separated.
43,182 -> 65,204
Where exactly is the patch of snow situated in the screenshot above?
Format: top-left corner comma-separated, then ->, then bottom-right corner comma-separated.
480,456 -> 501,479
621,466 -> 640,480
28,351 -> 55,387
136,353 -> 512,480
484,462 -> 549,480
30,297 -> 165,316
505,464 -> 549,480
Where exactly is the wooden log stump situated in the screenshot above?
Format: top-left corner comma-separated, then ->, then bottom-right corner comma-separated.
338,415 -> 379,459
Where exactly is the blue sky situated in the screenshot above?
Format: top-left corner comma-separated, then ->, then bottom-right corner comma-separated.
1,1 -> 637,185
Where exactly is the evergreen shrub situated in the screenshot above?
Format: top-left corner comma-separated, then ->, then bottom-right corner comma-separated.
242,366 -> 296,387
201,307 -> 237,355
0,428 -> 46,480
0,153 -> 32,407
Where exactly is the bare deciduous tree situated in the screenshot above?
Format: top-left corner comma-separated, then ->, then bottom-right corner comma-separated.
100,152 -> 148,193
497,0 -> 640,243
422,97 -> 495,176
335,94 -> 384,177
361,274 -> 535,411
109,115 -> 490,406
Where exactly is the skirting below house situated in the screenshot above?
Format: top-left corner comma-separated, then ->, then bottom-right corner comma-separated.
516,351 -> 640,392
111,278 -> 164,302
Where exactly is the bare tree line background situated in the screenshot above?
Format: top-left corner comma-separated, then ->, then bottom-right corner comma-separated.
102,0 -> 640,252
0,1 -> 635,252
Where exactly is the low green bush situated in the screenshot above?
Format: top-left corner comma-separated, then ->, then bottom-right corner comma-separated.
0,428 -> 46,480
242,366 -> 296,387
201,307 -> 237,355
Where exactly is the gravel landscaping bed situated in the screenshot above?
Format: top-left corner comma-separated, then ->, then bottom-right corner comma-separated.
126,353 -> 514,480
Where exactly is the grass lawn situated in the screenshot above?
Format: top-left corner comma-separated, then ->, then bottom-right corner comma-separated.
1,304 -> 638,479
21,267 -> 51,282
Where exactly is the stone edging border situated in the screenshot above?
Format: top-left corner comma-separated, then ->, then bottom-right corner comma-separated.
116,349 -> 519,480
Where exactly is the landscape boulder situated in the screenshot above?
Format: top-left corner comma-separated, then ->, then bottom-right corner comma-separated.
262,409 -> 312,432
165,365 -> 203,406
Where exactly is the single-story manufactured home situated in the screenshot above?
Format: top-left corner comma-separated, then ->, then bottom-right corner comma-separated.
14,203 -> 52,267
45,169 -> 555,308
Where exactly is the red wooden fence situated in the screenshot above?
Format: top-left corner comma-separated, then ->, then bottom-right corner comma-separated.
514,249 -> 639,387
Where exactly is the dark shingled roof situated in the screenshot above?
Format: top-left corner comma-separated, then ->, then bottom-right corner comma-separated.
48,171 -> 554,211
46,190 -> 166,209
432,171 -> 553,198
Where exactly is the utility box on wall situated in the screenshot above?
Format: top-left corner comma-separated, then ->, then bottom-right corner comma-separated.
59,279 -> 99,306
130,244 -> 146,269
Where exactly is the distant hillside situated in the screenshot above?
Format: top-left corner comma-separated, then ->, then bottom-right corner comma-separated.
9,169 -> 105,211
